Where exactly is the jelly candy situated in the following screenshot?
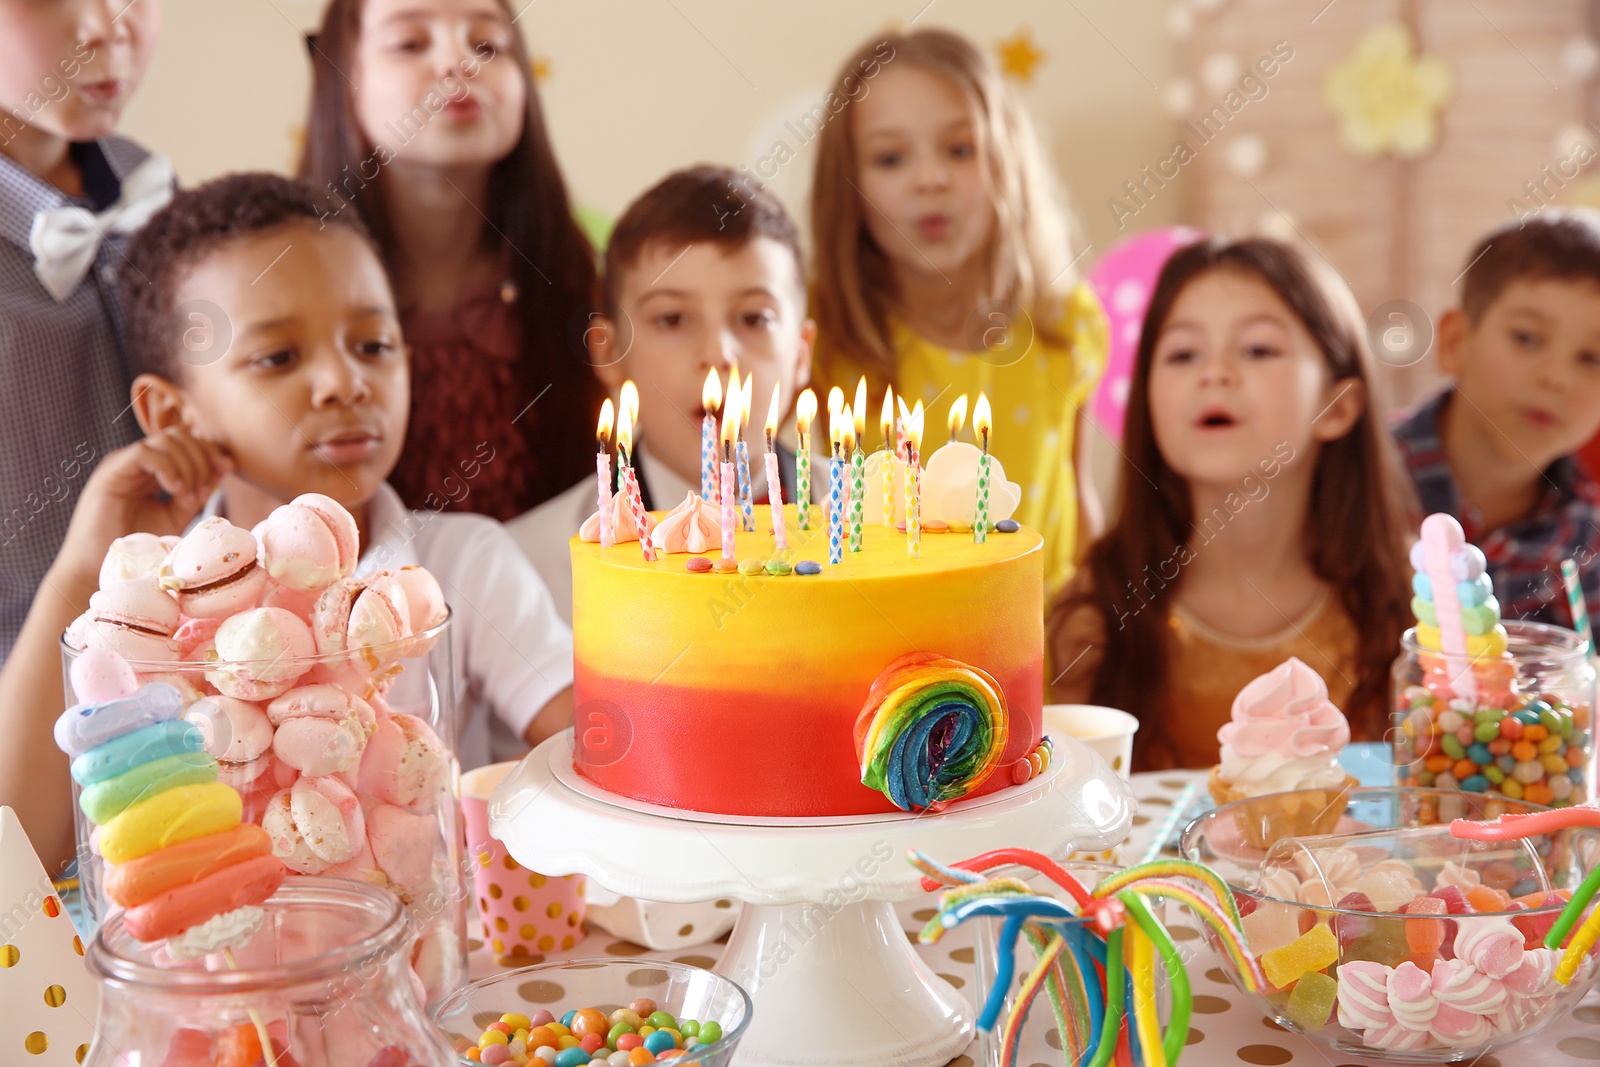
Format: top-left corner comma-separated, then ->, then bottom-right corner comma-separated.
1333,891 -> 1375,945
1243,901 -> 1302,956
1431,884 -> 1471,915
1261,923 -> 1339,988
1284,969 -> 1338,1032
1402,896 -> 1446,953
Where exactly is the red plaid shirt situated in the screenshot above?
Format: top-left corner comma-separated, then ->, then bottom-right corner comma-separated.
1392,389 -> 1600,628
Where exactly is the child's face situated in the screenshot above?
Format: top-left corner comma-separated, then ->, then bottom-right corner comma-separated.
161,223 -> 408,512
0,0 -> 159,145
601,236 -> 812,476
1443,278 -> 1600,467
352,0 -> 525,170
852,64 -> 995,283
1147,269 -> 1359,489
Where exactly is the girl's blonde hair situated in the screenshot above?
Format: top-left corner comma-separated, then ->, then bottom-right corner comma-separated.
810,28 -> 1079,383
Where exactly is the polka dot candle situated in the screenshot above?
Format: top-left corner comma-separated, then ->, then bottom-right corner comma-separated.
463,763 -> 587,964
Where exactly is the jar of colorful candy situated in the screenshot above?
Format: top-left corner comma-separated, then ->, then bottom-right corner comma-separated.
1393,621 -> 1595,806
61,613 -> 468,1005
83,877 -> 459,1066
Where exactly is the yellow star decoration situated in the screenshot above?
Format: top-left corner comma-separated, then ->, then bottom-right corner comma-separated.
1323,22 -> 1453,159
996,29 -> 1045,84
531,56 -> 551,83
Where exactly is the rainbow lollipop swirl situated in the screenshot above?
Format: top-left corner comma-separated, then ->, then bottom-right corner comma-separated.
855,652 -> 1009,812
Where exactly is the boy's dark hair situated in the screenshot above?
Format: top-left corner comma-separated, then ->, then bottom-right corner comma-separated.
602,166 -> 804,318
121,172 -> 377,378
1461,210 -> 1600,323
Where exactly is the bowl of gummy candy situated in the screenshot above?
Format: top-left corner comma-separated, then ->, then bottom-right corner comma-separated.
433,959 -> 752,1066
1181,787 -> 1600,1061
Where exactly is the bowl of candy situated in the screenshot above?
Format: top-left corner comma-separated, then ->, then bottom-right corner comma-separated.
433,958 -> 752,1066
1181,786 -> 1600,1061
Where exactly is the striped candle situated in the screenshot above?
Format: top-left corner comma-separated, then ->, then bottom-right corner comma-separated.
766,451 -> 788,550
596,452 -> 614,549
973,393 -> 992,545
700,369 -> 722,502
736,439 -> 754,532
829,449 -> 844,565
849,437 -> 865,552
720,459 -> 737,560
906,440 -> 920,560
623,465 -> 654,561
796,389 -> 816,531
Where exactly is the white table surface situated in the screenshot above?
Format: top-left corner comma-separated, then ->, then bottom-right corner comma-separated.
466,770 -> 1600,1067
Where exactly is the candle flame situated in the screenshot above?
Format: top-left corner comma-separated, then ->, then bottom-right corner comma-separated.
597,398 -> 614,450
853,376 -> 868,433
764,381 -> 782,447
616,398 -> 633,456
702,368 -> 723,413
740,371 -> 754,423
880,385 -> 895,442
620,380 -> 640,427
947,395 -> 968,439
827,386 -> 844,419
974,393 -> 992,449
796,388 -> 817,441
842,403 -> 857,451
908,401 -> 925,452
829,404 -> 845,453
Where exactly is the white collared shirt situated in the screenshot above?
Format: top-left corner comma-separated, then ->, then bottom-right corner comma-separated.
204,483 -> 573,769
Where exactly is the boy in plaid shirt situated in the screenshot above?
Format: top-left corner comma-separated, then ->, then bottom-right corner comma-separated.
1393,211 -> 1600,628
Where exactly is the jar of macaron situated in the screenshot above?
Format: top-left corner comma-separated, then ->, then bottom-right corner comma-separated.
59,495 -> 468,1006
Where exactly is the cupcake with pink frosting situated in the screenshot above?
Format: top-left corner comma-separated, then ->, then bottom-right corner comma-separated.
1208,656 -> 1358,848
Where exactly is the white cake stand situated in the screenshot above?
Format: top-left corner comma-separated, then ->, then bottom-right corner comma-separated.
490,730 -> 1134,1067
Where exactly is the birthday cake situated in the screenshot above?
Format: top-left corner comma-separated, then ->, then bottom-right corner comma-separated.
569,503 -> 1045,817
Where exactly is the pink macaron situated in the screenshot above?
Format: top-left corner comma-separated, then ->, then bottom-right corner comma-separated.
262,775 -> 366,873
311,574 -> 412,672
207,607 -> 314,701
366,802 -> 438,895
184,694 -> 275,763
98,532 -> 179,589
78,579 -> 181,664
390,566 -> 447,656
356,711 -> 449,816
255,494 -> 360,592
161,517 -> 268,619
267,684 -> 376,777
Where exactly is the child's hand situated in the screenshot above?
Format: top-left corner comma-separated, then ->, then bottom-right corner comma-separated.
52,428 -> 234,586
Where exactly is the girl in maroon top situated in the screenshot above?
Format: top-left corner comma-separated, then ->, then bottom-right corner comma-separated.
299,0 -> 603,520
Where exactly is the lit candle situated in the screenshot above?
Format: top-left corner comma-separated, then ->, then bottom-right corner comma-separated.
737,372 -> 755,532
616,387 -> 654,561
596,399 -> 615,549
880,385 -> 897,528
828,407 -> 844,565
906,401 -> 924,560
764,382 -> 788,551
828,387 -> 846,528
849,400 -> 865,553
947,394 -> 969,444
974,393 -> 993,545
796,388 -> 816,530
700,369 -> 722,503
720,383 -> 740,562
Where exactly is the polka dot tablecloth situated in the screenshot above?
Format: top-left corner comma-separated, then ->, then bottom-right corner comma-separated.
465,771 -> 1600,1066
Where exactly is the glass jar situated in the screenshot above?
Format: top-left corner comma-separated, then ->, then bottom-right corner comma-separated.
62,616 -> 468,1005
84,878 -> 458,1066
1392,621 -> 1595,805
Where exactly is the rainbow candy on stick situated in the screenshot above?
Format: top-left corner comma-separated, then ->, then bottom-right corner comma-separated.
854,652 -> 1008,812
914,847 -> 1259,1067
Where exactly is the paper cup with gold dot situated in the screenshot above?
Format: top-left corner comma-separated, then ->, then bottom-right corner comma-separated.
461,762 -> 587,965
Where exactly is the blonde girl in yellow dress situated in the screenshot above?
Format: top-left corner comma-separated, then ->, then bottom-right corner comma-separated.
807,27 -> 1108,595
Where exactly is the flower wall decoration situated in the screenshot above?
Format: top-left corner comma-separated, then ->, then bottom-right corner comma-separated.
1323,22 -> 1453,159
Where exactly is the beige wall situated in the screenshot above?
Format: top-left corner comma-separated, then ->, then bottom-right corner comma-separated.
118,0 -> 1184,253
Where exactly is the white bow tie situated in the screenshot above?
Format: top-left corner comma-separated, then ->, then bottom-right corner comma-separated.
28,154 -> 175,302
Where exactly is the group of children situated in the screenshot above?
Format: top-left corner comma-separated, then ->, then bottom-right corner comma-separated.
3,0 -> 1600,866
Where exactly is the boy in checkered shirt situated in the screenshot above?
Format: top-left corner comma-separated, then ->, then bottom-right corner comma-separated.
1392,211 -> 1600,628
0,1 -> 167,664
